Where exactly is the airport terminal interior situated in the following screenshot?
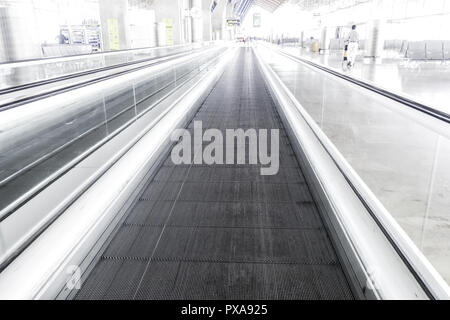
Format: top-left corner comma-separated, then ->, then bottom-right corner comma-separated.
0,0 -> 450,301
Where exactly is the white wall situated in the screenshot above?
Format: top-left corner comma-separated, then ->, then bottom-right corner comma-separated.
128,7 -> 156,48
257,0 -> 450,41
32,0 -> 101,45
240,6 -> 274,38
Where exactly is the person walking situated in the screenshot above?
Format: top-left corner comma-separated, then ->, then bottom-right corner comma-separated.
344,25 -> 359,69
56,31 -> 69,45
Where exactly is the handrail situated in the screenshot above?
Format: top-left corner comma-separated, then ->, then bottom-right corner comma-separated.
0,43 -> 210,67
0,47 -> 213,112
0,47 -> 229,273
0,47 -> 221,224
255,45 -> 450,299
0,48 -> 197,96
269,44 -> 450,124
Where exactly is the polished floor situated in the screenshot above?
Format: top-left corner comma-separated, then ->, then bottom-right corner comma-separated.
75,48 -> 354,300
279,45 -> 450,115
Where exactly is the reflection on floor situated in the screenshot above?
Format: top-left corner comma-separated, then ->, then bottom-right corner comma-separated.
279,45 -> 450,114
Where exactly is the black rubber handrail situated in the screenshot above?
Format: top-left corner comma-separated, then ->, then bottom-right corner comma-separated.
0,48 -> 207,112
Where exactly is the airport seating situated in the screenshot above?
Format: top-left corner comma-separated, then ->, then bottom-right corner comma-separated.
329,39 -> 341,50
358,40 -> 366,51
42,44 -> 93,58
443,41 -> 450,60
328,38 -> 351,50
384,39 -> 404,51
406,41 -> 427,59
400,40 -> 409,57
426,41 -> 444,60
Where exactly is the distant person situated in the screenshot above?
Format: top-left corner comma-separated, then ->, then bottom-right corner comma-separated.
344,25 -> 359,68
56,32 -> 68,45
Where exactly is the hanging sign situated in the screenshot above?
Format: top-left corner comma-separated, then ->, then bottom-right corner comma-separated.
211,0 -> 218,13
253,13 -> 261,28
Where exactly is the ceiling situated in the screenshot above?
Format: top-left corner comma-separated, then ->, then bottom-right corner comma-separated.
232,0 -> 287,19
253,0 -> 287,12
293,0 -> 371,12
232,0 -> 369,19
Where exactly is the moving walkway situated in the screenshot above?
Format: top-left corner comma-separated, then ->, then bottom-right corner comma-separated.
0,43 -> 448,300
74,47 -> 354,300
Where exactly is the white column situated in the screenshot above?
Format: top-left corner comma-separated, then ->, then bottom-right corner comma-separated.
211,0 -> 226,40
0,0 -> 41,61
364,0 -> 386,60
201,0 -> 213,42
319,26 -> 330,53
153,0 -> 184,45
365,19 -> 386,59
191,0 -> 203,43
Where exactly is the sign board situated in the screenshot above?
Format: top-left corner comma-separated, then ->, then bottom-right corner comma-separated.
163,18 -> 174,46
253,13 -> 261,28
227,19 -> 241,27
107,18 -> 120,50
211,0 -> 217,13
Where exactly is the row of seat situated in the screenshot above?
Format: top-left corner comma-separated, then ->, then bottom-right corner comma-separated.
329,38 -> 450,60
329,39 -> 366,51
41,44 -> 93,58
405,40 -> 450,60
384,40 -> 450,60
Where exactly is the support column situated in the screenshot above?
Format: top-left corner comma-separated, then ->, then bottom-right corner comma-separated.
181,0 -> 192,44
153,0 -> 183,46
183,0 -> 212,43
211,0 -> 226,40
201,0 -> 213,42
223,0 -> 235,41
0,0 -> 41,61
365,19 -> 386,60
319,26 -> 330,54
191,0 -> 203,43
99,0 -> 129,51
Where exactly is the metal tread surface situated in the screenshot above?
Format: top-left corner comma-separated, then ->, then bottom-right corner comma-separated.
75,47 -> 354,300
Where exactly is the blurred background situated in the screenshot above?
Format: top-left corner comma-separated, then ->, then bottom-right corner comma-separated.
1,0 -> 450,62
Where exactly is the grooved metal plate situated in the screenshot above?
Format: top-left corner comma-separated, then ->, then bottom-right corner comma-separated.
75,48 -> 354,300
